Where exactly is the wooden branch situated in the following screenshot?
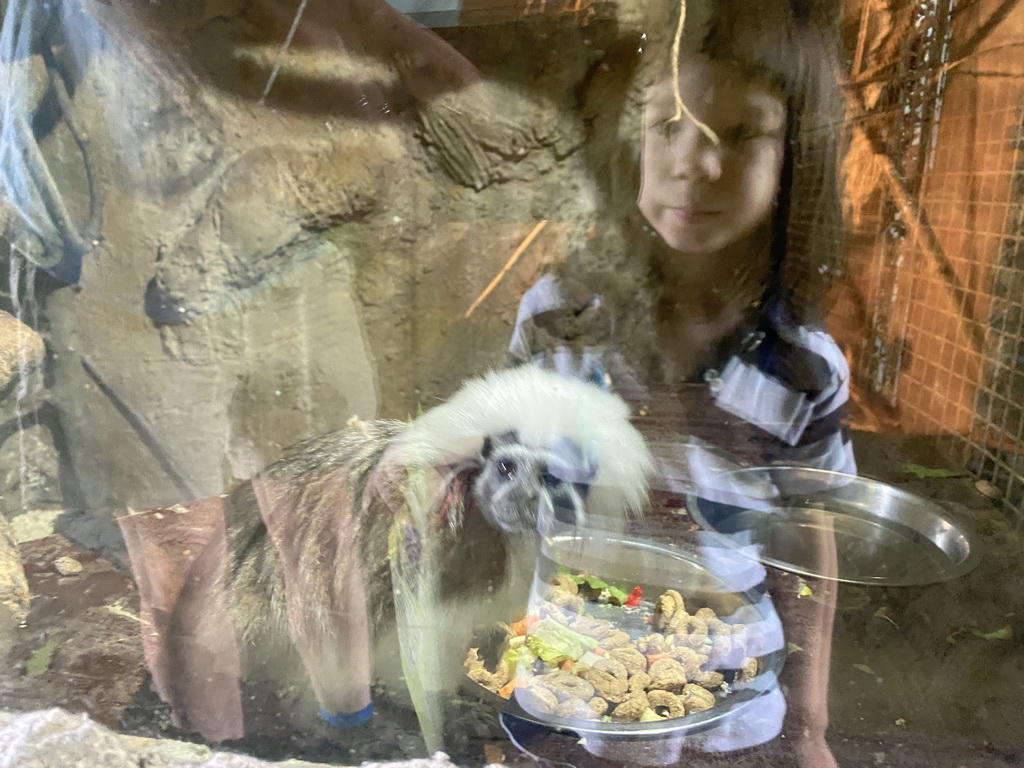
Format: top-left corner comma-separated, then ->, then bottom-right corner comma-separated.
951,0 -> 1022,63
851,0 -> 874,76
850,119 -> 986,354
464,220 -> 547,318
850,0 -> 1023,88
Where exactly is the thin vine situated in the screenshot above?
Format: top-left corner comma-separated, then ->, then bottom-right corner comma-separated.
668,0 -> 720,146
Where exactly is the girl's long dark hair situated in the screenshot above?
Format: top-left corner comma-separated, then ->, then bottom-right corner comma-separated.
563,0 -> 847,332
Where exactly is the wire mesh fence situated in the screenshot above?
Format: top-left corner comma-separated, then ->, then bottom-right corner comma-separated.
831,0 -> 1024,515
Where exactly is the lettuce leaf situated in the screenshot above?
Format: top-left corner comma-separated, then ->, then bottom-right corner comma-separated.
501,643 -> 536,673
571,574 -> 629,605
605,584 -> 629,605
525,618 -> 599,664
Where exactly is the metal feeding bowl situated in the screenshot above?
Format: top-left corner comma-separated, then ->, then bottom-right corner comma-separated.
468,531 -> 787,741
686,466 -> 982,587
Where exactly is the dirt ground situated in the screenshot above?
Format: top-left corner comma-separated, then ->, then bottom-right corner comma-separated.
0,430 -> 1021,767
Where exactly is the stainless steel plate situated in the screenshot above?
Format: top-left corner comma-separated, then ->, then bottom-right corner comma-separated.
467,532 -> 787,739
686,467 -> 981,586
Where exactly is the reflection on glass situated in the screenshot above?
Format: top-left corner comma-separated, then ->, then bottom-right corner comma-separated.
120,365 -> 654,758
491,483 -> 824,766
507,2 -> 853,765
2,0 -> 1014,766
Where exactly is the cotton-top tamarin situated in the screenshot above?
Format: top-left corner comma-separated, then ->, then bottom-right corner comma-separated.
148,366 -> 654,748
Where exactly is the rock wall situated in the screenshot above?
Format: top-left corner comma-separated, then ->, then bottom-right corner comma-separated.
0,707 -> 478,767
0,0 -> 654,515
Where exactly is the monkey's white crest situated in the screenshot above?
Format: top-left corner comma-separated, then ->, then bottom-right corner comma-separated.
395,366 -> 655,518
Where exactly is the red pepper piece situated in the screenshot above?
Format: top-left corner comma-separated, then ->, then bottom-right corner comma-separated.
624,585 -> 643,607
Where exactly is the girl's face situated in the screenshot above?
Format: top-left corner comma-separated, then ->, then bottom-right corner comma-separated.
638,55 -> 787,256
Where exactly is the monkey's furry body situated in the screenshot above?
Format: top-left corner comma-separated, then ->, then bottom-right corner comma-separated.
119,366 -> 653,748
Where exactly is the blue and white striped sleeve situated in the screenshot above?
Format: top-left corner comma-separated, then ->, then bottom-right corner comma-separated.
712,323 -> 856,475
507,275 -> 615,389
507,274 -> 563,365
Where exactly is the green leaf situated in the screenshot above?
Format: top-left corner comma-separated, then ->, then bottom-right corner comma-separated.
25,637 -> 61,678
565,572 -> 630,605
525,619 -> 599,664
573,574 -> 611,591
971,625 -> 1012,641
901,463 -> 960,479
501,644 -> 536,674
605,585 -> 629,605
947,624 -> 1012,644
796,578 -> 813,599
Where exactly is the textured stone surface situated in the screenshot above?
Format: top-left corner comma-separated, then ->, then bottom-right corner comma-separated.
25,2 -> 612,515
0,310 -> 45,394
7,508 -> 64,543
0,708 -> 330,767
0,514 -> 30,619
0,708 -> 492,767
0,423 -> 65,518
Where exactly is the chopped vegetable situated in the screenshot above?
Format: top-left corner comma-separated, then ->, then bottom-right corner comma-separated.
571,573 -> 611,590
576,650 -> 603,669
571,574 -> 629,605
606,585 -> 629,605
624,585 -> 644,607
497,677 -> 523,698
501,644 -> 535,673
509,615 -> 539,637
525,619 -> 599,664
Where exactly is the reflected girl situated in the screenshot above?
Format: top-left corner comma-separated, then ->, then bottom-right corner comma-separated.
508,1 -> 850,765
512,2 -> 853,474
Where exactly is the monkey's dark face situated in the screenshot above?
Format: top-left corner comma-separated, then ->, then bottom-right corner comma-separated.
471,433 -> 596,534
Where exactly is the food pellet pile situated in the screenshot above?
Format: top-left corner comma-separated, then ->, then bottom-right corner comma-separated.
465,573 -> 759,724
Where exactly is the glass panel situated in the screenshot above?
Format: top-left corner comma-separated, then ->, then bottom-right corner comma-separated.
1,1 -> 1022,766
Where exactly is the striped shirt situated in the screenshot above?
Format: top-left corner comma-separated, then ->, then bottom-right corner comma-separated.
508,272 -> 853,753
508,273 -> 856,480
